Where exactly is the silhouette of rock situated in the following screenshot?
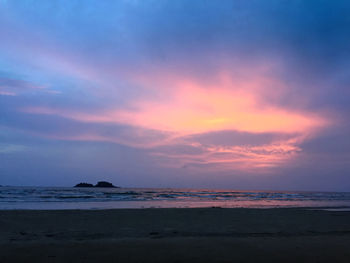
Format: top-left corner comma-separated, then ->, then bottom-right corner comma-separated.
74,182 -> 94,188
95,181 -> 116,188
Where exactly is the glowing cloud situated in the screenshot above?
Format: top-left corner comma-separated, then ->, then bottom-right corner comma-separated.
112,85 -> 325,135
22,65 -> 330,170
24,69 -> 328,135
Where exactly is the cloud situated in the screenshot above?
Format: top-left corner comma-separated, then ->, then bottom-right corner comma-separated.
0,76 -> 61,96
22,61 -> 329,133
0,91 -> 16,96
0,144 -> 27,154
18,60 -> 330,171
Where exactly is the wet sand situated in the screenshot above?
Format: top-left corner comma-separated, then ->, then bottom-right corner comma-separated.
1,208 -> 350,262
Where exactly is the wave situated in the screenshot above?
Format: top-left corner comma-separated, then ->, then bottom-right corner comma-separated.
1,187 -> 350,205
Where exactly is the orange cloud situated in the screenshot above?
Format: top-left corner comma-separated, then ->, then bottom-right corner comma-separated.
25,73 -> 326,135
112,85 -> 325,135
22,66 -> 330,171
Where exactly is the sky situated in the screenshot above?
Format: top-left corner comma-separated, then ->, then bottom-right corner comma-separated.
1,0 -> 350,191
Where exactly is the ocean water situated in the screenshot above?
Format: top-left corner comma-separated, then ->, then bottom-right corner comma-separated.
0,186 -> 350,210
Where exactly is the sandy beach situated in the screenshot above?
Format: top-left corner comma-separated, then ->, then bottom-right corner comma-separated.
1,208 -> 350,262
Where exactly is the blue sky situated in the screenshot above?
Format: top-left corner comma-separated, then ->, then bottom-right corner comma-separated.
1,0 -> 350,190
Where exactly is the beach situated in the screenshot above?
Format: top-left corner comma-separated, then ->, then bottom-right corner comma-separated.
1,208 -> 350,262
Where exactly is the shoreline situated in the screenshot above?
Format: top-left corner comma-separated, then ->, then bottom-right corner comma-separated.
1,208 -> 350,262
2,201 -> 350,210
2,206 -> 350,211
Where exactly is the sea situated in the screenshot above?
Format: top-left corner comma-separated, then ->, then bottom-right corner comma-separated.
1,186 -> 350,210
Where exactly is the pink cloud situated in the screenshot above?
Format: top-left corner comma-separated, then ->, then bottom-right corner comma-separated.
0,90 -> 16,96
20,60 -> 332,171
23,66 -> 329,135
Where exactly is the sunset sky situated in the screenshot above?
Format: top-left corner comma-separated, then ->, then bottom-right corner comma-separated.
1,0 -> 350,190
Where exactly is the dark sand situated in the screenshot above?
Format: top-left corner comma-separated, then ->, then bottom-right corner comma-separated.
1,208 -> 350,262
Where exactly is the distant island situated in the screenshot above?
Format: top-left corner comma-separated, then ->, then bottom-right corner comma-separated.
74,181 -> 118,188
74,183 -> 94,187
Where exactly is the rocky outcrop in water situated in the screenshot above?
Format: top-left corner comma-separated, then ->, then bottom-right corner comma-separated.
74,181 -> 118,188
95,181 -> 116,188
74,183 -> 94,188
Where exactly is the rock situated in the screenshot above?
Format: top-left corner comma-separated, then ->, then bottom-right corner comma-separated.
95,181 -> 116,188
74,181 -> 118,188
74,182 -> 94,188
